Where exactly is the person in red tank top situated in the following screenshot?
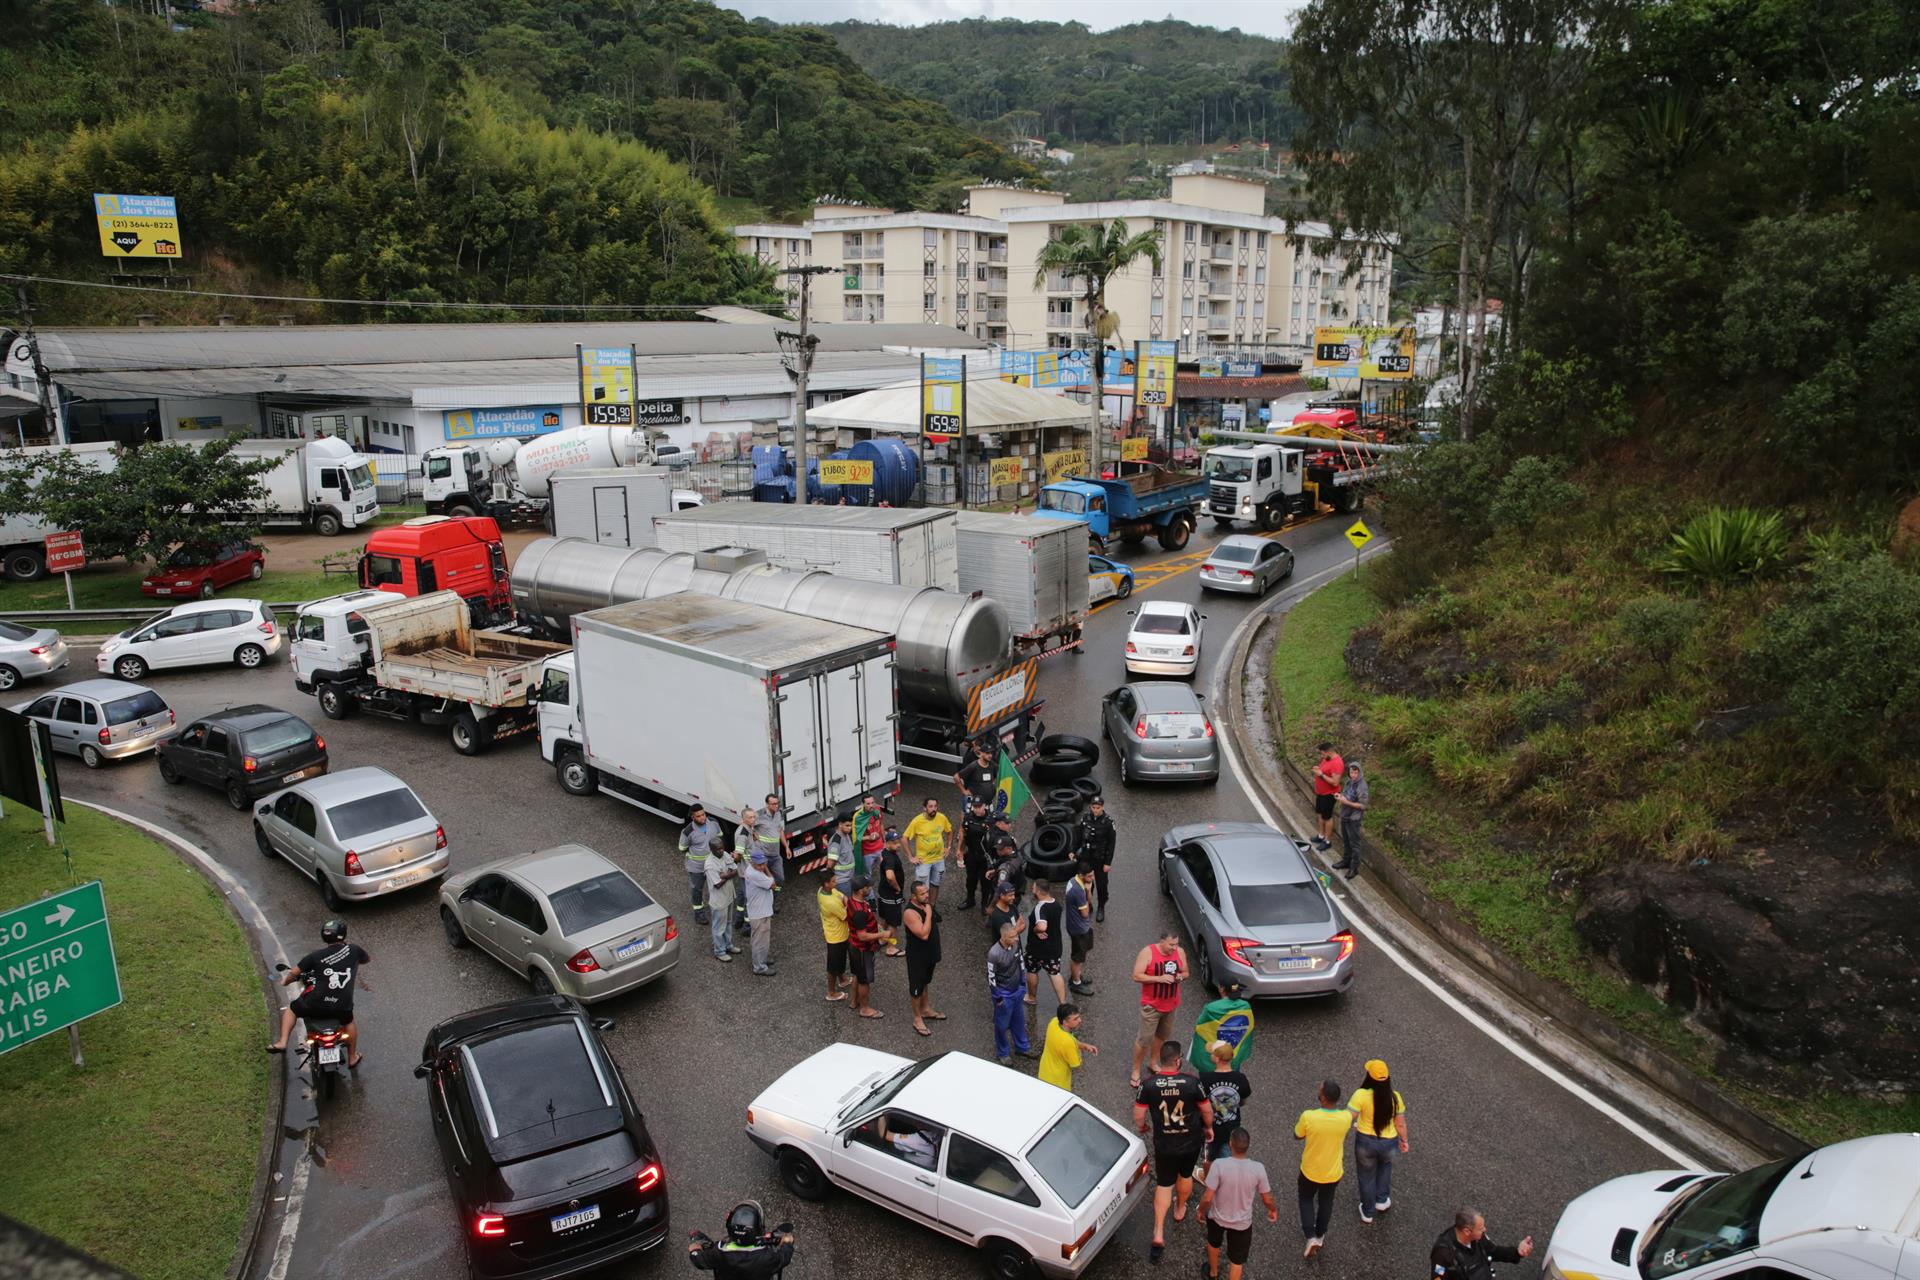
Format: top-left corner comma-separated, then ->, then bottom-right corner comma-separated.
1131,927 -> 1189,1087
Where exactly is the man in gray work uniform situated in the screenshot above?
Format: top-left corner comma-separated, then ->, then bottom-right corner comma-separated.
680,804 -> 724,925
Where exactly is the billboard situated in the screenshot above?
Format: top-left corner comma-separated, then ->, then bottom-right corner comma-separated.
1224,358 -> 1261,378
989,457 -> 1023,486
1312,326 -> 1414,379
1042,448 -> 1086,482
819,459 -> 875,485
1000,349 -> 1091,390
94,193 -> 183,259
577,346 -> 638,425
444,405 -> 564,441
1135,340 -> 1177,406
921,356 -> 966,437
1120,437 -> 1149,462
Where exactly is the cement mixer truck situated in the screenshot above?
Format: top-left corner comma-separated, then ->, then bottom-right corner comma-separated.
420,426 -> 698,527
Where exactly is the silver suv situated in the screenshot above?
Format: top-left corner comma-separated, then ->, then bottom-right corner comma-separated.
11,679 -> 177,768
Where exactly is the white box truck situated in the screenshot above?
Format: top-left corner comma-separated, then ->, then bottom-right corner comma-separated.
536,593 -> 900,856
954,511 -> 1090,653
649,504 -> 959,589
549,467 -> 701,547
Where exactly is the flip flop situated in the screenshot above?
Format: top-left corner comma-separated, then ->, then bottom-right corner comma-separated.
265,1045 -> 285,1055
825,993 -> 848,1002
926,1011 -> 948,1020
914,1024 -> 931,1037
1130,1073 -> 1141,1088
859,1008 -> 886,1019
348,1055 -> 364,1069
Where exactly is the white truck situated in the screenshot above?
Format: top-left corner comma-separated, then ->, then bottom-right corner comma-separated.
953,511 -> 1090,654
536,592 -> 900,855
290,589 -> 568,754
650,504 -> 960,589
1202,438 -> 1368,531
549,467 -> 702,547
421,426 -> 693,527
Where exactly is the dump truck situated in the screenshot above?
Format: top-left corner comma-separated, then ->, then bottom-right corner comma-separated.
1032,468 -> 1209,552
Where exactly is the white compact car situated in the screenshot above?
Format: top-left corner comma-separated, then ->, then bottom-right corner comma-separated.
1541,1133 -> 1920,1280
746,1045 -> 1149,1279
1124,600 -> 1204,678
98,598 -> 283,680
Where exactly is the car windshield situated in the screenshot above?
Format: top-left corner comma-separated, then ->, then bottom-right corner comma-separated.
466,1021 -> 612,1141
241,719 -> 315,755
1039,489 -> 1086,514
123,611 -> 170,639
549,872 -> 654,935
164,547 -> 212,568
839,1055 -> 938,1120
1144,713 -> 1207,740
0,620 -> 33,642
326,787 -> 428,839
347,463 -> 376,490
1228,881 -> 1331,927
1642,1158 -> 1795,1277
1209,544 -> 1257,563
1027,1104 -> 1130,1209
103,691 -> 167,725
1205,455 -> 1253,482
1133,613 -> 1190,635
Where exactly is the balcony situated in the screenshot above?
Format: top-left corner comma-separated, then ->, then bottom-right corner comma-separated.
1206,311 -> 1233,331
1211,244 -> 1234,260
988,245 -> 1008,263
986,306 -> 1009,322
1199,277 -> 1228,297
1045,271 -> 1079,293
842,304 -> 885,323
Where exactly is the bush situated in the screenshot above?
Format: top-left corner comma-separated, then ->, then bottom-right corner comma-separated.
1487,455 -> 1585,531
1655,507 -> 1788,586
1614,595 -> 1704,660
1757,553 -> 1920,764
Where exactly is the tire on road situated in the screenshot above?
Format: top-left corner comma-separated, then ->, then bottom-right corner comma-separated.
316,682 -> 355,720
556,749 -> 598,797
1158,515 -> 1194,551
449,712 -> 492,756
779,1148 -> 830,1201
980,1237 -> 1035,1280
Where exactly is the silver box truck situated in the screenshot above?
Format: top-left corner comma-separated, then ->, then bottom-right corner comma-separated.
650,504 -> 959,590
953,511 -> 1090,652
549,467 -> 700,547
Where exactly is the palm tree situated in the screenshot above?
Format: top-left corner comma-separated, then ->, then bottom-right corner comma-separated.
1033,218 -> 1165,475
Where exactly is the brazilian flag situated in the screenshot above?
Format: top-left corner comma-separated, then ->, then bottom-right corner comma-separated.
995,750 -> 1032,820
1189,994 -> 1255,1072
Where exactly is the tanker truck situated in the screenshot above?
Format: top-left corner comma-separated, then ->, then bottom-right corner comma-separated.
420,426 -> 697,527
511,537 -> 1046,782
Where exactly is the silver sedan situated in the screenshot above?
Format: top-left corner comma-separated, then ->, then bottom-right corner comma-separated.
439,844 -> 679,1002
1199,534 -> 1295,594
0,619 -> 69,692
1102,681 -> 1220,784
253,766 -> 449,910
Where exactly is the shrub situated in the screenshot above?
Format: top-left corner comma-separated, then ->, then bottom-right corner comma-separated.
1487,455 -> 1585,531
1655,507 -> 1787,586
1614,595 -> 1704,660
1757,552 -> 1920,764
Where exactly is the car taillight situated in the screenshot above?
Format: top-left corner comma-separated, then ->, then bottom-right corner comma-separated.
474,1214 -> 506,1237
1125,1155 -> 1151,1192
635,1163 -> 662,1193
1221,936 -> 1259,965
434,824 -> 447,850
260,619 -> 276,634
746,1108 -> 755,1127
1331,930 -> 1355,963
1182,644 -> 1195,656
243,756 -> 258,773
314,735 -> 325,751
1204,719 -> 1215,737
1125,641 -> 1137,654
1238,569 -> 1254,579
1062,1222 -> 1097,1261
97,727 -> 111,744
28,645 -> 49,656
168,709 -> 175,725
663,915 -> 678,942
1134,718 -> 1147,739
344,851 -> 363,876
567,949 -> 600,973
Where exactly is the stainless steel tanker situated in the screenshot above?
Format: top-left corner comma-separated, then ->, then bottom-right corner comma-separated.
511,536 -> 1045,776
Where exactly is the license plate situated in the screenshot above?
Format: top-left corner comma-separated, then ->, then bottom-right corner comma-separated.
615,936 -> 652,960
1162,761 -> 1193,772
155,588 -> 172,596
281,767 -> 313,783
316,1045 -> 342,1064
382,868 -> 425,891
551,1205 -> 601,1232
1098,1189 -> 1124,1227
1270,957 -> 1312,970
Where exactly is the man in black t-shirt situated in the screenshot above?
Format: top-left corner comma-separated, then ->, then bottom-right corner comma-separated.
1023,879 -> 1068,1008
269,919 -> 372,1067
1134,1039 -> 1214,1264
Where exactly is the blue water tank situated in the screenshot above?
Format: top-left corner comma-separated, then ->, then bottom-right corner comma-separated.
751,444 -> 792,477
844,437 -> 919,506
752,476 -> 796,503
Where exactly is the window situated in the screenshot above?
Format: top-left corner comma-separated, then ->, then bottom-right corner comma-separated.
1181,845 -> 1220,908
1183,223 -> 1195,242
495,882 -> 548,933
1027,1105 -> 1129,1209
243,720 -> 314,755
1229,880 -> 1332,926
294,613 -> 326,642
103,691 -> 165,724
924,228 -> 938,247
1132,613 -> 1191,635
54,697 -> 84,723
536,667 -> 571,706
203,727 -> 231,755
325,787 -> 428,840
150,616 -> 197,639
176,724 -> 208,749
318,467 -> 341,490
281,794 -> 318,836
24,696 -> 55,719
462,874 -> 507,910
945,1134 -> 1040,1206
1642,1159 -> 1795,1277
849,1111 -> 944,1170
365,554 -> 403,587
1111,688 -> 1136,718
1239,230 -> 1249,246
1258,232 -> 1268,249
923,261 -> 937,278
1256,456 -> 1272,481
1181,261 -> 1193,279
1150,296 -> 1164,317
549,872 -> 653,934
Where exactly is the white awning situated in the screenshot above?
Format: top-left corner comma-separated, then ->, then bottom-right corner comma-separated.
805,378 -> 1091,432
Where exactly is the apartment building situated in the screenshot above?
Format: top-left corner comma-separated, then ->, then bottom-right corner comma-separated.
734,222 -> 813,311
731,170 -> 1393,356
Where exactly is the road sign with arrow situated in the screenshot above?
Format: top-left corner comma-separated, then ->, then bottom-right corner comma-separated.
0,881 -> 124,1056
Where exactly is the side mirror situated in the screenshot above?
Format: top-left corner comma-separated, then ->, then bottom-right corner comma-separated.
591,1017 -> 615,1034
1195,692 -> 1207,700
413,1063 -> 431,1080
1125,608 -> 1136,616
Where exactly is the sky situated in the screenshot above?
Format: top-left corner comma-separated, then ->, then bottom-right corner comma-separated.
717,0 -> 1306,40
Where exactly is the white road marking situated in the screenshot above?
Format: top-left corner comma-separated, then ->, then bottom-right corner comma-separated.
1210,544 -> 1699,1166
264,1146 -> 312,1280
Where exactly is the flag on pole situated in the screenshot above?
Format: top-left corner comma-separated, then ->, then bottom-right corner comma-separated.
995,750 -> 1032,820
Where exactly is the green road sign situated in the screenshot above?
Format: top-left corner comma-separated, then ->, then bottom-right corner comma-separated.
0,881 -> 123,1055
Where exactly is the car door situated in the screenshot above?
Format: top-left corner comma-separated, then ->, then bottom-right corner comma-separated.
1173,843 -> 1217,938
190,610 -> 241,663
939,1132 -> 1050,1248
1255,542 -> 1282,591
832,1110 -> 945,1226
141,614 -> 202,670
491,879 -> 552,978
196,725 -> 233,786
275,791 -> 322,876
457,874 -> 515,967
1188,606 -> 1205,655
1105,688 -> 1134,755
168,723 -> 213,783
50,696 -> 89,756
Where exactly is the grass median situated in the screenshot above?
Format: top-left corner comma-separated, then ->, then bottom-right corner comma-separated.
0,805 -> 268,1280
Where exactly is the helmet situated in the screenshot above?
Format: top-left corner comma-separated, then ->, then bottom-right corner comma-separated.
725,1200 -> 765,1245
321,919 -> 347,944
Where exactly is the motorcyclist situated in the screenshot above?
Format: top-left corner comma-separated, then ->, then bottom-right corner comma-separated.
267,919 -> 370,1066
688,1200 -> 793,1278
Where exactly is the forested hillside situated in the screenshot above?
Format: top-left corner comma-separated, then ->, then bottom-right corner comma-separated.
821,18 -> 1297,148
0,0 -> 1035,324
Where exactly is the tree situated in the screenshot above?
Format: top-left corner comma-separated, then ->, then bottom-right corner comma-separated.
0,436 -> 283,563
1032,217 -> 1164,473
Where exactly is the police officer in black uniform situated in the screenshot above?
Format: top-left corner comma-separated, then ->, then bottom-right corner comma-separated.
1429,1207 -> 1533,1280
960,794 -> 993,909
689,1201 -> 794,1279
1077,795 -> 1117,923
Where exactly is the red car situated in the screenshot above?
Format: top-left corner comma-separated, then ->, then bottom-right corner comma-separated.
141,541 -> 265,599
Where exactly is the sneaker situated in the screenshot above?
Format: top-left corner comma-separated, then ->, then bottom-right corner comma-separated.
752,966 -> 776,977
1148,1241 -> 1164,1264
713,952 -> 733,963
996,1055 -> 1013,1067
1358,1205 -> 1374,1224
728,944 -> 743,955
1070,981 -> 1095,995
1311,836 -> 1332,850
1016,1047 -> 1040,1059
1376,1198 -> 1391,1212
1304,1238 -> 1322,1258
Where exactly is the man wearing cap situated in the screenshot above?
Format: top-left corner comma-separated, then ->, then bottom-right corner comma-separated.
678,804 -> 724,926
984,818 -> 1023,904
986,876 -> 1025,947
742,848 -> 778,976
845,877 -> 884,1019
1351,1059 -> 1409,1223
1076,795 -> 1117,923
988,920 -> 1036,1064
960,794 -> 993,910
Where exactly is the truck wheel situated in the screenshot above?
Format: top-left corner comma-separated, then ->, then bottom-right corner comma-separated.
1258,503 -> 1284,532
1334,486 -> 1363,513
445,501 -> 477,520
449,713 -> 492,756
1211,515 -> 1235,528
1,548 -> 46,582
313,511 -> 344,537
1157,517 -> 1193,552
556,750 -> 598,797
316,683 -> 354,720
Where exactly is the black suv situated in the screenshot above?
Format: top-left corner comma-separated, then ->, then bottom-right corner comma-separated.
157,704 -> 328,810
416,995 -> 668,1278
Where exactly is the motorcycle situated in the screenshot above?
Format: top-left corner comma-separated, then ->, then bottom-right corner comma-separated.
275,963 -> 351,1100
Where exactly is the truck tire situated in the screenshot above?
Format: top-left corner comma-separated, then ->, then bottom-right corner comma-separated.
556,749 -> 598,797
1158,515 -> 1194,552
316,682 -> 355,720
449,712 -> 492,756
1045,786 -> 1085,813
1211,515 -> 1236,529
312,511 -> 344,537
445,501 -> 478,520
1029,751 -> 1095,784
1333,485 -> 1363,513
1258,503 -> 1284,532
1,547 -> 46,583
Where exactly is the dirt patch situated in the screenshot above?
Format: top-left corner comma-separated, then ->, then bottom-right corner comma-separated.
1344,624 -> 1488,697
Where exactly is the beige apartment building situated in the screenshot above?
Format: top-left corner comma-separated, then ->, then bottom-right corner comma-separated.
733,170 -> 1392,357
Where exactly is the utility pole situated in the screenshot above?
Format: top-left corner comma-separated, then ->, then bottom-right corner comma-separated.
777,266 -> 835,504
15,286 -> 57,447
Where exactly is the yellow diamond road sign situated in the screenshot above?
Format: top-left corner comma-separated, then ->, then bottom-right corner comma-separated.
1346,520 -> 1373,550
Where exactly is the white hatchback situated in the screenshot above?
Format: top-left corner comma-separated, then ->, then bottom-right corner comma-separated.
1124,600 -> 1204,678
1541,1133 -> 1920,1280
746,1045 -> 1149,1279
98,598 -> 283,681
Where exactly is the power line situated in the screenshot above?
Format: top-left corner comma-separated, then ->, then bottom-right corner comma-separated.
0,273 -> 788,315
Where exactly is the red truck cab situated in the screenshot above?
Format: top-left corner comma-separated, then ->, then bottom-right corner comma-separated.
360,516 -> 510,620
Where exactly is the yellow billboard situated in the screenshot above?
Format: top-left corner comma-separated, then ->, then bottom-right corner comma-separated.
1043,448 -> 1087,482
921,357 -> 966,436
578,346 -> 637,426
94,193 -> 183,259
1311,326 -> 1414,380
989,457 -> 1023,486
1134,339 -> 1177,406
1120,436 -> 1149,462
818,459 -> 875,486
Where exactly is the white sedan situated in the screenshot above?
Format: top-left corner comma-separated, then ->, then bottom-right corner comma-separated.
745,1045 -> 1149,1279
1541,1133 -> 1919,1280
1123,599 -> 1204,678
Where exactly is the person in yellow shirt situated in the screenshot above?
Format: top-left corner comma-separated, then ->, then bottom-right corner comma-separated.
901,797 -> 956,905
1038,1003 -> 1098,1090
816,871 -> 851,1003
1350,1058 -> 1408,1222
1293,1079 -> 1353,1258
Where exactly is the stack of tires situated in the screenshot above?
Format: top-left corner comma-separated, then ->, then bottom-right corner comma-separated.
1023,746 -> 1101,882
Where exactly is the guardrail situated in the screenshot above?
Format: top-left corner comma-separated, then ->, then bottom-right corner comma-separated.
0,602 -> 309,625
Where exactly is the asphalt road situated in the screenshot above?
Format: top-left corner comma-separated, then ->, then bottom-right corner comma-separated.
37,512 -> 1673,1280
